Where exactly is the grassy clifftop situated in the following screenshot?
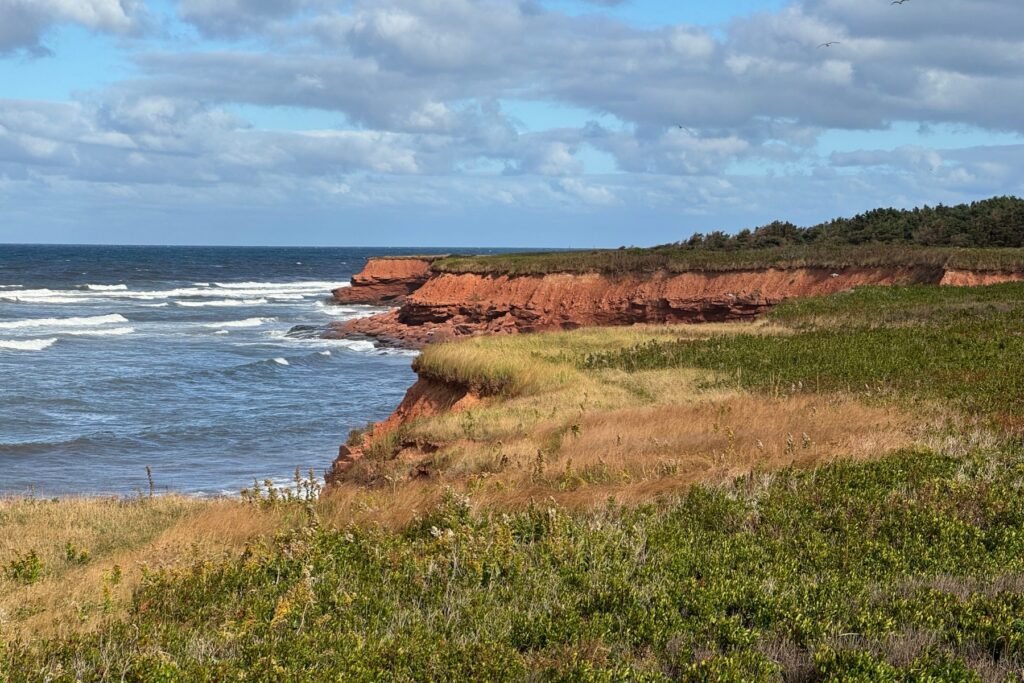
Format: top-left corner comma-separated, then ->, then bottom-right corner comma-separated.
434,244 -> 1024,276
4,284 -> 1024,679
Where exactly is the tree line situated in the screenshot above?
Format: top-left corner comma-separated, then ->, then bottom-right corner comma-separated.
674,196 -> 1024,251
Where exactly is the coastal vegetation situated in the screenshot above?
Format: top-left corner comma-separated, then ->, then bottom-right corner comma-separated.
4,282 -> 1024,679
433,197 -> 1024,275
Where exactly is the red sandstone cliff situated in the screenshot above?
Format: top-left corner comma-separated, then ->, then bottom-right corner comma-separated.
331,256 -> 440,305
332,265 -> 945,347
324,261 -> 1024,487
326,375 -> 479,485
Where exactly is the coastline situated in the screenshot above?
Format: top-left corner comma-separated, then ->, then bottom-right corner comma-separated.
323,255 -> 1024,488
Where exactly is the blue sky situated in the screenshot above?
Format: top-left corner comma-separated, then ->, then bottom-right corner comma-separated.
0,0 -> 1021,247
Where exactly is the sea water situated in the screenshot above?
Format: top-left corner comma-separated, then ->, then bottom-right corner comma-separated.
0,245 -> 479,496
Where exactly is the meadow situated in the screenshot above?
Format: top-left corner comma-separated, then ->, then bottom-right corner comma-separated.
3,283 -> 1024,680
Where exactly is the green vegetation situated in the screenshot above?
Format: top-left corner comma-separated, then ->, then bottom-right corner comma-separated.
4,284 -> 1024,679
434,197 -> 1024,275
679,195 -> 1024,251
5,449 -> 1024,680
436,243 -> 1024,276
583,283 -> 1024,431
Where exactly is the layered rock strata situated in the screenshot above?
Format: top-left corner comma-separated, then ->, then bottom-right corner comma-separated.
332,266 -> 943,348
331,256 -> 439,305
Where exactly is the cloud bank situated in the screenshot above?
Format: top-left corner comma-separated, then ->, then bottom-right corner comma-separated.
0,0 -> 1022,244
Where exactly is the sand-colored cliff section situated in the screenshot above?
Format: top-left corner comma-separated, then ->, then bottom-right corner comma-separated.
333,265 -> 943,347
331,256 -> 444,305
939,269 -> 1024,287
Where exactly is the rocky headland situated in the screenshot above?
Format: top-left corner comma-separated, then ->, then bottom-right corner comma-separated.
324,254 -> 1024,485
331,256 -> 442,305
327,257 -> 1024,348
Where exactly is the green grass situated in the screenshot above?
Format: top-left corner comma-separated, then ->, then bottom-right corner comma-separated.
5,285 -> 1024,680
5,448 -> 1024,680
582,284 -> 1024,429
435,244 -> 1024,276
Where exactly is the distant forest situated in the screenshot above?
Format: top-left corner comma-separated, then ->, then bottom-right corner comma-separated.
676,196 -> 1024,250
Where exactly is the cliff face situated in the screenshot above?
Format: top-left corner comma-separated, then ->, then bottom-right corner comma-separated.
939,269 -> 1024,287
325,261 -> 1024,489
331,257 -> 437,305
334,265 -> 942,347
326,376 -> 479,486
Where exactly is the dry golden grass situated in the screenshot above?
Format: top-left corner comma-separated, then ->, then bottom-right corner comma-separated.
415,321 -> 789,395
325,322 -> 927,527
322,390 -> 918,527
271,319 -> 965,540
0,496 -> 300,640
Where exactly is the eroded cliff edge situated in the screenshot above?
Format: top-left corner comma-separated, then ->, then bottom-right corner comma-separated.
365,266 -> 935,345
328,262 -> 1024,348
324,258 -> 1024,488
331,256 -> 443,305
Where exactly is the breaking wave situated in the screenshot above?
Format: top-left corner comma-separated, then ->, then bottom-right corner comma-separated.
0,338 -> 58,351
202,317 -> 276,329
0,314 -> 128,330
84,284 -> 128,291
176,299 -> 269,307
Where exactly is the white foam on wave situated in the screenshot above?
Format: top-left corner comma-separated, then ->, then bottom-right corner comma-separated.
314,301 -> 380,320
382,347 -> 421,358
0,314 -> 128,330
334,339 -> 377,352
214,281 -> 345,291
0,338 -> 57,351
214,330 -> 230,335
0,285 -> 22,290
318,350 -> 331,356
84,284 -> 128,291
202,317 -> 275,329
272,357 -> 290,366
176,299 -> 269,308
0,281 -> 342,305
0,290 -> 100,304
64,327 -> 134,337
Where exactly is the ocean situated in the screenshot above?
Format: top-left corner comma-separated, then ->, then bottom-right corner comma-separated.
0,245 -> 486,496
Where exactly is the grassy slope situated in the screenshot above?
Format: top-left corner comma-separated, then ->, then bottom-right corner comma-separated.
0,495 -> 313,642
582,284 -> 1024,432
4,284 -> 1024,680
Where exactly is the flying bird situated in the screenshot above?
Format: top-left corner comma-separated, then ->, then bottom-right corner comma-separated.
818,41 -> 841,48
892,0 -> 910,4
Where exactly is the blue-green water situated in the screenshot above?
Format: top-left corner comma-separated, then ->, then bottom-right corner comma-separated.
0,245 -> 484,495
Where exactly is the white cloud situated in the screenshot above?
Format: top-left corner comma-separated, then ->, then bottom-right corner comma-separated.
1,0 -> 1023,242
0,0 -> 142,54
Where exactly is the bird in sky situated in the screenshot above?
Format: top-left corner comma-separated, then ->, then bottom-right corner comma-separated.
892,0 -> 910,4
818,41 -> 841,48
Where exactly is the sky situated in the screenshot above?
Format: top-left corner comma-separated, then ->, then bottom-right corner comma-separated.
0,0 -> 1022,247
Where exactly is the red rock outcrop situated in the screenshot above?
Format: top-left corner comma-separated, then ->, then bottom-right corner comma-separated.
325,261 -> 1024,487
331,256 -> 440,305
332,266 -> 943,348
325,375 -> 479,486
